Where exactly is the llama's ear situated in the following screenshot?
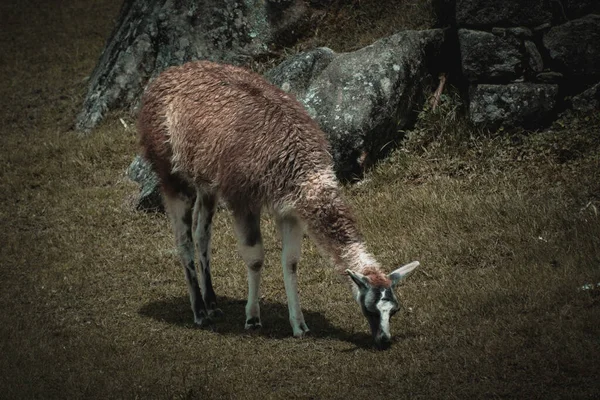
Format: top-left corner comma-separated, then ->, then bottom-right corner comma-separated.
346,269 -> 369,290
389,261 -> 420,287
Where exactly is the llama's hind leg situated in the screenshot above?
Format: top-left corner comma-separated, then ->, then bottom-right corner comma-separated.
233,210 -> 264,330
193,189 -> 222,319
163,191 -> 211,328
277,215 -> 309,338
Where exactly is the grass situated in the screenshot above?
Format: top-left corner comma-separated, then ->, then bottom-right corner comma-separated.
302,0 -> 435,52
1,0 -> 599,399
253,0 -> 436,72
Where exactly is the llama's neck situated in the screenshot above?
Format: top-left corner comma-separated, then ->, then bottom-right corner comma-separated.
296,171 -> 385,278
337,241 -> 380,272
303,200 -> 392,289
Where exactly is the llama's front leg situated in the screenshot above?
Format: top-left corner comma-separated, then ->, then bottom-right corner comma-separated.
278,215 -> 309,338
193,190 -> 222,319
233,211 -> 264,330
164,193 -> 211,328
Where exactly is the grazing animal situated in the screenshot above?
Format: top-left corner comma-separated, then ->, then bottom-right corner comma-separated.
137,61 -> 419,348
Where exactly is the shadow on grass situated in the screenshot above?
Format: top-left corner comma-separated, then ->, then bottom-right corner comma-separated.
139,295 -> 376,349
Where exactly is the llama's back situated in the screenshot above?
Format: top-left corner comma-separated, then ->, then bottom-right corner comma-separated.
138,61 -> 333,211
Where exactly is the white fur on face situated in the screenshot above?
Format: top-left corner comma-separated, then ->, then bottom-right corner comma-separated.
358,286 -> 398,344
376,288 -> 396,338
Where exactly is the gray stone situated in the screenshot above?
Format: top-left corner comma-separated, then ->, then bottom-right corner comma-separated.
127,155 -> 162,212
459,29 -> 522,82
469,83 -> 558,129
456,0 -> 551,27
76,0 -> 309,132
284,29 -> 446,179
543,14 -> 600,79
492,27 -> 533,39
560,0 -> 600,20
536,71 -> 564,83
572,82 -> 600,112
265,47 -> 336,99
524,40 -> 543,74
533,23 -> 552,32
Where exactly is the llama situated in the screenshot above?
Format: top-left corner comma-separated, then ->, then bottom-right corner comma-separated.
137,60 -> 419,348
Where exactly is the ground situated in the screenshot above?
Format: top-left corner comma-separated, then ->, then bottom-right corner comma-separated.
0,1 -> 599,399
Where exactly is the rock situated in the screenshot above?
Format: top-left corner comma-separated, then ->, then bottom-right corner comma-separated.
558,0 -> 600,20
459,29 -> 522,82
469,83 -> 558,129
533,23 -> 552,32
524,40 -> 543,75
572,82 -> 600,112
456,0 -> 551,27
126,155 -> 162,212
76,0 -> 309,132
536,71 -> 563,83
265,47 -> 336,99
274,29 -> 446,179
543,14 -> 600,79
491,27 -> 532,39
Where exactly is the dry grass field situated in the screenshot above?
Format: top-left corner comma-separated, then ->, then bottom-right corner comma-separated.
1,1 -> 599,399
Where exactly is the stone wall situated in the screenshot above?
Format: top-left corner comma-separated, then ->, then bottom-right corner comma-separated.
455,0 -> 600,129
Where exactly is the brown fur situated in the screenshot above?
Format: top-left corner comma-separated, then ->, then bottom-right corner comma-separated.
361,266 -> 392,288
138,61 -> 383,280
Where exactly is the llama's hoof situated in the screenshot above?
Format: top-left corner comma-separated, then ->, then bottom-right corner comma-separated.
208,308 -> 224,319
292,322 -> 310,338
245,317 -> 262,330
194,315 -> 214,329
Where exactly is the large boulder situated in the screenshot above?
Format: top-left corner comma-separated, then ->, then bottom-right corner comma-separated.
458,29 -> 522,82
456,0 -> 551,28
269,29 -> 447,179
265,47 -> 336,99
469,83 -> 558,129
572,82 -> 600,112
543,14 -> 600,80
524,40 -> 544,76
127,155 -> 162,212
558,0 -> 600,20
76,0 -> 309,132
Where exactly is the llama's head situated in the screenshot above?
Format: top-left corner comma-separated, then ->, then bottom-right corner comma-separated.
347,261 -> 419,349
